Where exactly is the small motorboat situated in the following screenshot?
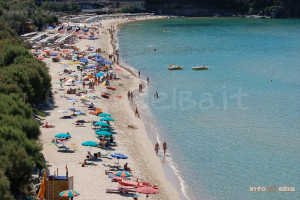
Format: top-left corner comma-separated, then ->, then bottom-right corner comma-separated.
167,64 -> 183,70
192,66 -> 208,70
106,86 -> 116,90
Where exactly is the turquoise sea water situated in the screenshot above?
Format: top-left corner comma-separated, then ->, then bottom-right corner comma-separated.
117,17 -> 300,200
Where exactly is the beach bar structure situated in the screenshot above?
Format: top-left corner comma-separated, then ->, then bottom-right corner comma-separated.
39,33 -> 60,44
45,175 -> 73,200
55,33 -> 74,44
29,32 -> 47,43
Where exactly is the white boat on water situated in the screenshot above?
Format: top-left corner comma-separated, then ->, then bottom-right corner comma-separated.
192,66 -> 208,70
168,64 -> 183,70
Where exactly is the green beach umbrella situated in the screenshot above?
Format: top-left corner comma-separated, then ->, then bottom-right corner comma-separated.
98,113 -> 111,117
97,128 -> 112,132
95,131 -> 112,136
55,133 -> 71,138
94,122 -> 110,127
56,81 -> 64,84
100,117 -> 114,121
82,141 -> 98,147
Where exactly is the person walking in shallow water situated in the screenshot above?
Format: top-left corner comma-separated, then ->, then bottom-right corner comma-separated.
163,142 -> 167,154
130,92 -> 133,101
127,91 -> 131,101
155,142 -> 159,155
135,107 -> 139,118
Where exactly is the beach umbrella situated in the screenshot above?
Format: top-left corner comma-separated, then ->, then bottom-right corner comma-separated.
80,58 -> 88,62
70,74 -> 78,77
59,190 -> 80,198
55,133 -> 71,138
52,51 -> 59,54
95,58 -> 104,62
87,65 -> 96,68
50,53 -> 58,56
37,57 -> 44,60
108,70 -> 116,74
96,72 -> 104,77
113,171 -> 132,177
98,113 -> 111,117
69,99 -> 78,103
94,54 -> 102,58
136,187 -> 158,199
95,131 -> 112,136
47,27 -> 55,30
58,110 -> 68,114
88,89 -> 94,93
100,117 -> 114,121
96,128 -> 112,132
94,122 -> 110,127
74,111 -> 84,115
68,108 -> 76,111
61,64 -> 69,68
82,141 -> 98,147
56,81 -> 64,84
64,52 -> 71,54
75,81 -> 83,84
104,61 -> 113,65
81,96 -> 88,99
110,153 -> 128,165
78,89 -> 88,93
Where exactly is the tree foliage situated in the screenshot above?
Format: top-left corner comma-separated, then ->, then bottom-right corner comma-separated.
119,4 -> 140,13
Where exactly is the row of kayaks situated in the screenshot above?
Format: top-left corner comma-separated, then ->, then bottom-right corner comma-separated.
167,64 -> 208,70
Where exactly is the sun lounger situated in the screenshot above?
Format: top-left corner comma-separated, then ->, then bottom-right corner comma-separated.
105,188 -> 133,193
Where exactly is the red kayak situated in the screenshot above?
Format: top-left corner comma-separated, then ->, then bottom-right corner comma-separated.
101,94 -> 109,98
106,86 -> 116,90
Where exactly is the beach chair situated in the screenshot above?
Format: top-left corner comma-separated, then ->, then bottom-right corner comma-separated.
105,188 -> 129,193
71,143 -> 77,151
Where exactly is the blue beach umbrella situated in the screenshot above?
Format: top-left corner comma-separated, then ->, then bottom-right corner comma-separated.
96,72 -> 104,77
98,113 -> 111,117
94,54 -> 102,58
110,153 -> 128,164
82,141 -> 98,147
96,58 -> 104,62
68,108 -> 76,111
80,58 -> 88,63
55,133 -> 71,138
87,65 -> 96,69
75,81 -> 83,84
69,99 -> 78,103
61,64 -> 68,68
100,117 -> 114,121
47,27 -> 55,30
104,61 -> 113,65
50,53 -> 58,56
94,122 -> 110,127
95,131 -> 112,136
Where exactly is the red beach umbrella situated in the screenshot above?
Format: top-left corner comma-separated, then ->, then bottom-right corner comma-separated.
37,57 -> 44,60
136,186 -> 158,199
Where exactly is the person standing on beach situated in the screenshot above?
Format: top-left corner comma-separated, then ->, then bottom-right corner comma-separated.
155,142 -> 159,155
127,91 -> 131,101
138,71 -> 140,78
131,92 -> 133,101
135,107 -> 139,118
163,142 -> 167,154
147,77 -> 149,85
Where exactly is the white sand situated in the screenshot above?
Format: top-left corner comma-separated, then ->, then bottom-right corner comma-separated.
40,16 -> 180,200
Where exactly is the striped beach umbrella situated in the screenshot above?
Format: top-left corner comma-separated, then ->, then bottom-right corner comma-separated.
59,190 -> 80,197
113,171 -> 132,177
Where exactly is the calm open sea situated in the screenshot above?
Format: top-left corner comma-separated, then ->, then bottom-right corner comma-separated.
117,17 -> 300,200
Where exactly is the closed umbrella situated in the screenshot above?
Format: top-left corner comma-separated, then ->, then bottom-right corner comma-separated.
100,117 -> 114,121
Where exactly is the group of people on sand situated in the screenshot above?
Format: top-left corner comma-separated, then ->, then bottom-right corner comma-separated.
155,142 -> 167,155
43,122 -> 55,128
127,91 -> 134,101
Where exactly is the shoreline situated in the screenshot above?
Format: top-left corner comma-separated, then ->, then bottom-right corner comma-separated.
112,19 -> 190,200
40,15 -> 180,200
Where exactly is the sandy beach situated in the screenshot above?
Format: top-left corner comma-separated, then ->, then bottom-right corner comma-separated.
40,16 -> 180,200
